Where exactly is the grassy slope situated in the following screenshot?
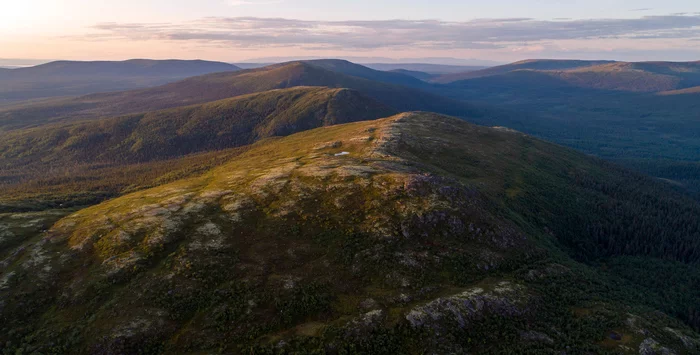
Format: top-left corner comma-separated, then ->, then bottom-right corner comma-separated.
0,87 -> 396,208
0,62 -> 481,132
2,113 -> 698,354
0,87 -> 396,166
0,147 -> 249,213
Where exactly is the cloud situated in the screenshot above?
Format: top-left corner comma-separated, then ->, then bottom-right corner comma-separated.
83,15 -> 700,51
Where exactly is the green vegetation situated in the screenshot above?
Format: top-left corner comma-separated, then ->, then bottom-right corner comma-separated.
0,87 -> 394,166
2,113 -> 699,353
6,58 -> 697,202
0,87 -> 395,209
432,61 -> 700,198
0,146 -> 248,212
0,61 -> 480,132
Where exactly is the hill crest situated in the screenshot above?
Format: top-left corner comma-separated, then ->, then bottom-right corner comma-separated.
0,61 -> 481,131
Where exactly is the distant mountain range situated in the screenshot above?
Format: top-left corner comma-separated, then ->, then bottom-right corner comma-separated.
431,59 -> 616,83
238,56 -> 503,66
433,59 -> 700,92
427,59 -> 700,197
235,62 -> 488,75
0,60 -> 483,132
0,59 -> 240,102
363,63 -> 486,74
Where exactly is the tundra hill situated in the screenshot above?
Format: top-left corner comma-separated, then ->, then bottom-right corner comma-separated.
432,59 -> 615,83
436,62 -> 700,198
364,63 -> 487,74
442,60 -> 700,92
2,113 -> 700,354
389,69 -> 438,81
0,87 -> 396,209
0,59 -> 240,102
0,61 -> 482,132
298,59 -> 428,87
534,62 -> 700,92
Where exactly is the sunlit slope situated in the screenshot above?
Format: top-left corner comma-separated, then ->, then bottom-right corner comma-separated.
0,87 -> 396,166
0,87 -> 396,208
0,61 -> 481,131
2,113 -> 699,353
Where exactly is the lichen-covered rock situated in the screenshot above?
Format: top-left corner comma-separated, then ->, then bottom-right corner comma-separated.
639,338 -> 677,355
343,309 -> 386,338
406,281 -> 531,331
664,327 -> 700,350
520,330 -> 555,344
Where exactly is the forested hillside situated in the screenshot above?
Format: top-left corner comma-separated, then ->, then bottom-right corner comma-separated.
1,113 -> 699,354
434,61 -> 700,198
0,61 -> 481,132
0,87 -> 395,211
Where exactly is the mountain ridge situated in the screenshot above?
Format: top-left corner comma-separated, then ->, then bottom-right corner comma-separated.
0,87 -> 396,208
433,59 -> 616,83
0,59 -> 240,102
2,112 -> 699,353
438,59 -> 700,92
0,86 -> 396,166
0,61 -> 483,132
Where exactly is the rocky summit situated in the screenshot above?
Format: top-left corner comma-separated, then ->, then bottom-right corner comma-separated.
2,112 -> 699,354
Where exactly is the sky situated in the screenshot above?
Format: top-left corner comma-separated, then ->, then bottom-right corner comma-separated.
1,0 -> 700,64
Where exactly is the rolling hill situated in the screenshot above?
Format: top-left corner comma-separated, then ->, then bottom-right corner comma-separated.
0,87 -> 395,166
433,60 -> 700,197
364,63 -> 487,74
0,59 -> 240,102
440,59 -> 700,92
299,59 -> 428,87
2,113 -> 699,353
0,87 -> 396,208
0,61 -> 483,132
389,69 -> 438,81
433,59 -> 615,83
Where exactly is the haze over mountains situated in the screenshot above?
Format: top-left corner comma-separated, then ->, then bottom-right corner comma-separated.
0,60 -> 483,132
422,59 -> 700,197
0,59 -> 240,103
1,56 -> 700,354
435,59 -> 700,92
